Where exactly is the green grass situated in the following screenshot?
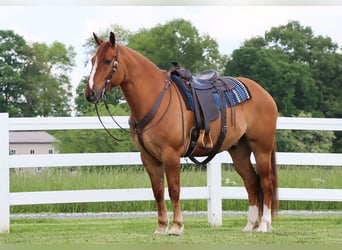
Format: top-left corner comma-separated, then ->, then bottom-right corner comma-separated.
0,215 -> 341,245
9,165 -> 342,213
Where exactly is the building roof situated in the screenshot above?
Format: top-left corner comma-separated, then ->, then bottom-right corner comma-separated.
9,131 -> 56,144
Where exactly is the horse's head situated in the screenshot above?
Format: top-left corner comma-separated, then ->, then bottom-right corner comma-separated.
84,32 -> 123,104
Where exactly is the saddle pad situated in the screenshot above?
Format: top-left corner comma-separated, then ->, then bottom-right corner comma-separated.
171,74 -> 195,110
171,74 -> 251,111
213,77 -> 251,109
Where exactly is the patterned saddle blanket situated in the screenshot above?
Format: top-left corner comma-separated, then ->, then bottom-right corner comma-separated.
171,70 -> 251,118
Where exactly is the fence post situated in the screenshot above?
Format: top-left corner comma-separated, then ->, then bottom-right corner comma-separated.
0,113 -> 10,233
207,157 -> 222,226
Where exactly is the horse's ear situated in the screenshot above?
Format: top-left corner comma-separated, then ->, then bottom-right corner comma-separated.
93,32 -> 103,46
109,32 -> 116,47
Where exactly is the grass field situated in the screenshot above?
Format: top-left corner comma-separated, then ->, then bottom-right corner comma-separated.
0,215 -> 341,245
10,165 -> 342,213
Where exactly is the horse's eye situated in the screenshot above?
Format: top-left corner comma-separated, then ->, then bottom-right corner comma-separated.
104,59 -> 112,65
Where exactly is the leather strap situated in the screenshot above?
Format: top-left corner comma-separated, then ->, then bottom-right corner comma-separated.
128,79 -> 171,160
129,80 -> 170,132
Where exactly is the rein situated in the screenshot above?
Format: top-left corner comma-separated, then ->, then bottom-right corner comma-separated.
95,102 -> 126,141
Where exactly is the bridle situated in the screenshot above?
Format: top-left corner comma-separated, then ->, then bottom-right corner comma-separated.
101,44 -> 119,101
94,44 -> 127,141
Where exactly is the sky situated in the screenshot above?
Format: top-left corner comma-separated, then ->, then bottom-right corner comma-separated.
0,4 -> 341,94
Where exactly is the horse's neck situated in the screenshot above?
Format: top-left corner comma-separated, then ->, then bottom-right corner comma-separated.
119,47 -> 166,121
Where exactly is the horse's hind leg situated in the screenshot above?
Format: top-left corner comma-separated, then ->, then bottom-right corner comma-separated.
228,138 -> 263,232
251,143 -> 277,233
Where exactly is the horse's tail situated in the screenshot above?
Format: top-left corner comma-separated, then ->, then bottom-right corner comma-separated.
271,142 -> 278,218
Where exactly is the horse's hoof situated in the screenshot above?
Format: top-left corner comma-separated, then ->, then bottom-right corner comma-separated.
255,222 -> 272,233
243,221 -> 258,232
154,226 -> 168,235
168,224 -> 184,236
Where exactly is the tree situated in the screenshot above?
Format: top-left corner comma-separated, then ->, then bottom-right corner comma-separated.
20,41 -> 75,117
0,30 -> 27,116
262,21 -> 342,153
0,29 -> 75,117
225,40 -> 318,116
224,21 -> 341,152
225,21 -> 341,118
128,19 -> 227,73
264,21 -> 342,118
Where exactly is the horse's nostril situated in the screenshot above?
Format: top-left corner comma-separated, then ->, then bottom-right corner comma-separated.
90,90 -> 96,100
86,89 -> 97,103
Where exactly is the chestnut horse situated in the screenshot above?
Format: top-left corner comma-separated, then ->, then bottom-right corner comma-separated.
84,32 -> 278,235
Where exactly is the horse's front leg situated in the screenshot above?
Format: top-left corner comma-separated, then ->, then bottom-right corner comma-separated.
163,151 -> 184,236
141,154 -> 169,234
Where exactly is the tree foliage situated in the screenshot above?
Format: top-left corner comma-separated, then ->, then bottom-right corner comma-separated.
21,41 -> 75,116
128,19 -> 227,73
224,21 -> 341,152
225,44 -> 317,116
225,21 -> 341,118
0,30 -> 27,116
0,29 -> 75,117
264,21 -> 342,118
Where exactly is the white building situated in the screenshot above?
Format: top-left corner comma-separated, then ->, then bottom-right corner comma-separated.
9,131 -> 57,155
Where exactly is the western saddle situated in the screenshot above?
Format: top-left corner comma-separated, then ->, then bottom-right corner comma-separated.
170,62 -> 249,165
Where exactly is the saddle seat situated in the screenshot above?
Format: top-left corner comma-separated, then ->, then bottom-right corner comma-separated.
192,70 -> 220,89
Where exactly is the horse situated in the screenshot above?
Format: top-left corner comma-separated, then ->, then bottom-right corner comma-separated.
84,32 -> 278,235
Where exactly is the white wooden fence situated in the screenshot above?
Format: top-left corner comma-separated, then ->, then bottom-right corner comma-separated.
1,113 -> 342,233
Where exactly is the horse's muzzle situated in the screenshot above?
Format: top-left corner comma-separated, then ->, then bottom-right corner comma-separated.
85,89 -> 99,104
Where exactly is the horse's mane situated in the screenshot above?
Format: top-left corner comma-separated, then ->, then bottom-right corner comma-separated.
122,44 -> 162,72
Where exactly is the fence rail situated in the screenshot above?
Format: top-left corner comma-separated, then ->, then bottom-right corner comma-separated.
1,113 -> 342,233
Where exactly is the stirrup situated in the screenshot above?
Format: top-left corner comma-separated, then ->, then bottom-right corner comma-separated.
199,130 -> 213,150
